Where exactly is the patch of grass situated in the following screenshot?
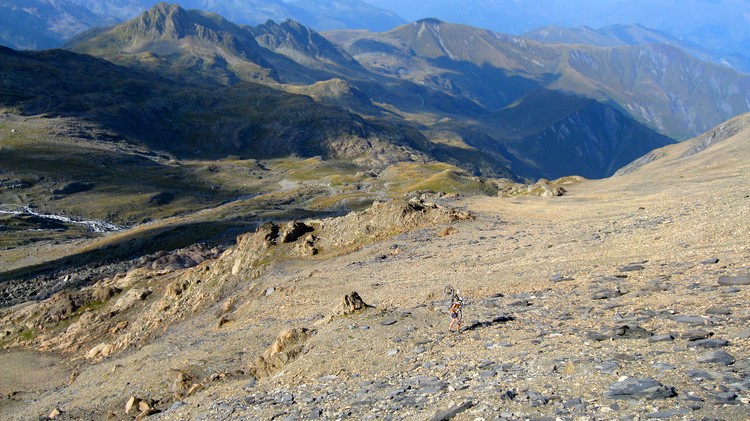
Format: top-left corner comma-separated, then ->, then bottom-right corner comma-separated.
18,328 -> 35,341
275,158 -> 364,186
380,162 -> 498,196
77,300 -> 106,315
405,170 -> 498,195
0,134 -> 243,225
306,192 -> 372,211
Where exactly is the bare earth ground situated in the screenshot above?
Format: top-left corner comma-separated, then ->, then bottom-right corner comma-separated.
1,120 -> 749,420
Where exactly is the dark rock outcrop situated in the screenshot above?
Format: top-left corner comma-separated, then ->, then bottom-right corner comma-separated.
53,181 -> 94,195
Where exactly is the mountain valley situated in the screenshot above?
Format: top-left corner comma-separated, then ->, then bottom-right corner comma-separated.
2,3 -> 707,288
1,2 -> 749,420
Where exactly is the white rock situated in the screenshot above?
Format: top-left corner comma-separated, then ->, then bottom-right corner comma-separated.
125,396 -> 140,414
85,343 -> 108,360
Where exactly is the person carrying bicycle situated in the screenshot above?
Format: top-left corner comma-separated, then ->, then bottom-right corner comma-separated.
447,286 -> 463,333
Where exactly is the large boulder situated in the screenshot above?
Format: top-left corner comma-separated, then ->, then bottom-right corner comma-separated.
279,221 -> 314,243
337,291 -> 371,316
41,291 -> 80,322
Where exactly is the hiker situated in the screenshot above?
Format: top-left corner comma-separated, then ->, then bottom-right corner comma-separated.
447,286 -> 463,332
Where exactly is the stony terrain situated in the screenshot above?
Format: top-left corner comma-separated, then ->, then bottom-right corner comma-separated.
1,115 -> 749,420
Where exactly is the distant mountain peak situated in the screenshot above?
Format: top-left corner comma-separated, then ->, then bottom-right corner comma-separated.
128,2 -> 191,39
123,3 -> 249,43
280,19 -> 306,31
69,2 -> 276,84
259,18 -> 316,39
151,2 -> 181,15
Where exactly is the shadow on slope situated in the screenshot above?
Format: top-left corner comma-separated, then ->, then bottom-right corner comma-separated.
463,315 -> 515,332
0,47 -> 421,163
0,220 -> 234,285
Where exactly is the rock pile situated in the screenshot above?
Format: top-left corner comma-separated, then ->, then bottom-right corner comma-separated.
497,176 -> 584,197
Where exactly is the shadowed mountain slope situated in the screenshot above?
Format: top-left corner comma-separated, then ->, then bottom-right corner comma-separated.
0,46 -> 423,163
489,90 -> 674,179
328,19 -> 750,139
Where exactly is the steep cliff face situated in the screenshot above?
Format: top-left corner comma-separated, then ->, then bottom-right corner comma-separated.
0,47 -> 424,164
506,100 -> 674,179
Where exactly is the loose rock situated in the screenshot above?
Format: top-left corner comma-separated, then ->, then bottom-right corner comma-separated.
682,330 -> 713,341
430,400 -> 474,421
613,324 -> 652,339
125,396 -> 141,414
251,328 -> 314,378
648,334 -> 674,343
337,292 -> 372,316
697,350 -> 736,366
672,315 -> 709,325
687,338 -> 729,349
718,275 -> 750,286
603,377 -> 677,401
619,264 -> 645,272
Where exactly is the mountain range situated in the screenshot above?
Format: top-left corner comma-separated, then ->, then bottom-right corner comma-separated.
62,5 -> 691,180
522,23 -> 750,74
8,1 -> 750,76
0,0 -> 405,50
327,19 -> 750,140
4,3 -> 750,183
367,0 -> 750,62
7,2 -> 750,180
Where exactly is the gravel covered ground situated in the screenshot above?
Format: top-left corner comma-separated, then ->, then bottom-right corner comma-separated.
1,120 -> 749,420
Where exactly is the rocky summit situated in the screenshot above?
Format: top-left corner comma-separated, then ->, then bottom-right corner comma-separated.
1,112 -> 749,419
